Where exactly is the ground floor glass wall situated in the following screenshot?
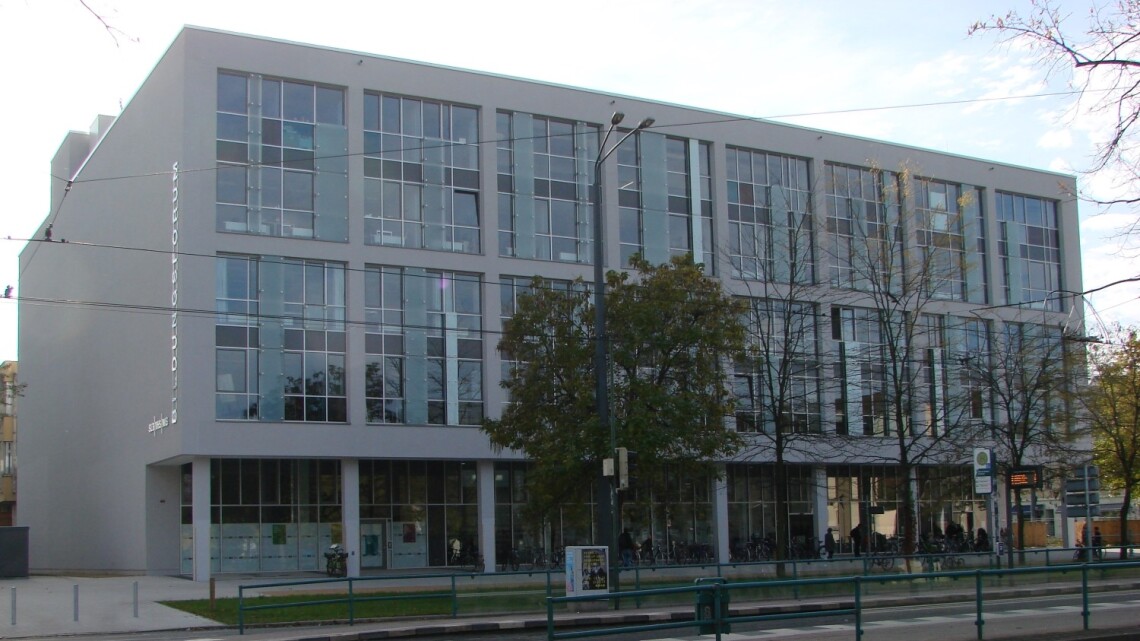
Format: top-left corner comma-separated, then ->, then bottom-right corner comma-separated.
179,458 -> 987,575
493,462 -> 596,563
726,464 -> 815,550
180,459 -> 343,574
823,464 -> 987,553
359,460 -> 479,569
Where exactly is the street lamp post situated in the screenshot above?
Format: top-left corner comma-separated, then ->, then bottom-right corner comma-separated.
593,112 -> 653,598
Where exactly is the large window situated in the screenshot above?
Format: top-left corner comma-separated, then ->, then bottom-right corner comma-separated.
825,164 -> 900,290
496,113 -> 599,262
282,260 -> 347,422
727,464 -> 815,547
362,267 -> 485,426
360,460 -> 479,568
183,459 -> 342,573
734,299 -> 821,433
997,192 -> 1062,310
216,256 -> 260,420
498,276 -> 584,406
914,314 -> 948,436
913,178 -> 967,301
215,255 -> 346,422
363,94 -> 480,253
831,306 -> 889,436
951,317 -> 991,421
427,271 -> 484,425
216,72 -> 347,240
726,148 -> 813,283
364,266 -> 405,423
618,134 -> 713,267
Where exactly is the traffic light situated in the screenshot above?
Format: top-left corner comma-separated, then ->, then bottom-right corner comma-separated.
617,448 -> 638,490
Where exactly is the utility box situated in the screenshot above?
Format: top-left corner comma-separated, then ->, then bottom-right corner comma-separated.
0,527 -> 29,577
695,577 -> 730,634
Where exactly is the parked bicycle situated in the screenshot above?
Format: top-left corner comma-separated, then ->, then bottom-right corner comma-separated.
324,544 -> 348,577
448,538 -> 485,573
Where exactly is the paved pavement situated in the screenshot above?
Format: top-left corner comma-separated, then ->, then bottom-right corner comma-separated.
0,572 -> 1138,640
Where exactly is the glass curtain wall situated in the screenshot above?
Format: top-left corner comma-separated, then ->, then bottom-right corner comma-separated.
359,460 -> 478,569
180,459 -> 342,574
726,464 -> 815,552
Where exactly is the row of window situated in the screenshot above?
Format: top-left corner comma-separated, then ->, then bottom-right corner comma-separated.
216,254 -> 1063,429
215,71 -> 1063,311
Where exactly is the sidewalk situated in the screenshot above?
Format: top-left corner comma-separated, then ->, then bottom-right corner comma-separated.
1,572 -> 1138,640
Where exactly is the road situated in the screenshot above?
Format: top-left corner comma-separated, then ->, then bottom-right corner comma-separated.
46,589 -> 1140,641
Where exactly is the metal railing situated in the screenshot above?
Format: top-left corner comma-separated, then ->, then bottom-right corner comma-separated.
544,560 -> 1140,641
237,570 -> 556,633
234,546 -> 1140,634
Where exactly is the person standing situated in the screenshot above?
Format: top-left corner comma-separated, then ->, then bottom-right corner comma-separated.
618,528 -> 635,568
851,523 -> 864,556
825,528 -> 836,559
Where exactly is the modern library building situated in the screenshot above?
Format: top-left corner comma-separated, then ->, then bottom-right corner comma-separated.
17,27 -> 1082,579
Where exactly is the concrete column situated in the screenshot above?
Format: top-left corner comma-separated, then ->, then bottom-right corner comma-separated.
714,465 -> 729,563
477,459 -> 496,572
342,459 -> 360,576
191,456 -> 211,582
814,465 -> 830,542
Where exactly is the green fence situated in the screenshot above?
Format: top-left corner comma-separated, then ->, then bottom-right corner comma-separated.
545,560 -> 1140,641
235,546 -> 1140,634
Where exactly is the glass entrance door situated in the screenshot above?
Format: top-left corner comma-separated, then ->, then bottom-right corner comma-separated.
360,520 -> 388,569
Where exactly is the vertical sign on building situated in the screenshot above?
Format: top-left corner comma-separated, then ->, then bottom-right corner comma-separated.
169,161 -> 180,426
153,162 -> 179,435
974,447 -> 992,495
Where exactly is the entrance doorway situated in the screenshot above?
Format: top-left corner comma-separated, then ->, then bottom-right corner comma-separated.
360,520 -> 388,569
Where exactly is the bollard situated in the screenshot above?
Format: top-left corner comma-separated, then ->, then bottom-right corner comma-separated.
209,576 -> 216,611
10,586 -> 14,625
73,584 -> 78,622
133,581 -> 139,618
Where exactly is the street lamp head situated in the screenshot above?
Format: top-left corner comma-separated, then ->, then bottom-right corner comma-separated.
637,117 -> 655,129
610,112 -> 625,126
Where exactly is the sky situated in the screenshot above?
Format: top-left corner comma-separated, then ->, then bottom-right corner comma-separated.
1,0 -> 1137,362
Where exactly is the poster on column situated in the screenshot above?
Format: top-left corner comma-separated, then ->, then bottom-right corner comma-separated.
565,546 -> 609,597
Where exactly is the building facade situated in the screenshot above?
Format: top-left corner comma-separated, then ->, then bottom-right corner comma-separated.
0,361 -> 16,527
18,28 -> 1082,578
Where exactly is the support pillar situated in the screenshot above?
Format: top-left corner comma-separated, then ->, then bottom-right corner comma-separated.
714,465 -> 730,563
342,459 -> 360,576
477,460 -> 496,572
191,456 -> 211,582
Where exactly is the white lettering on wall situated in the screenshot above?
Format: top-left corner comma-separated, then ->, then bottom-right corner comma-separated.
171,161 -> 179,426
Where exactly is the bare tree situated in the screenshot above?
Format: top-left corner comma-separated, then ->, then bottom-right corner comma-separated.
823,162 -> 987,559
731,205 -> 823,565
78,0 -> 135,46
971,1 -> 1140,234
965,320 -> 1086,556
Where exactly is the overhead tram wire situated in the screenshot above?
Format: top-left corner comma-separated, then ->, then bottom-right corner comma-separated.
12,235 -> 1132,331
5,235 -> 623,301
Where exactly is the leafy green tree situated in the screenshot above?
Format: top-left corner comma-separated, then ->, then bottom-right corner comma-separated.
483,254 -> 747,526
1084,327 -> 1140,557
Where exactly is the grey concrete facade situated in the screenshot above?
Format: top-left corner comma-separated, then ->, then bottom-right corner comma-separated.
17,27 -> 1081,578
